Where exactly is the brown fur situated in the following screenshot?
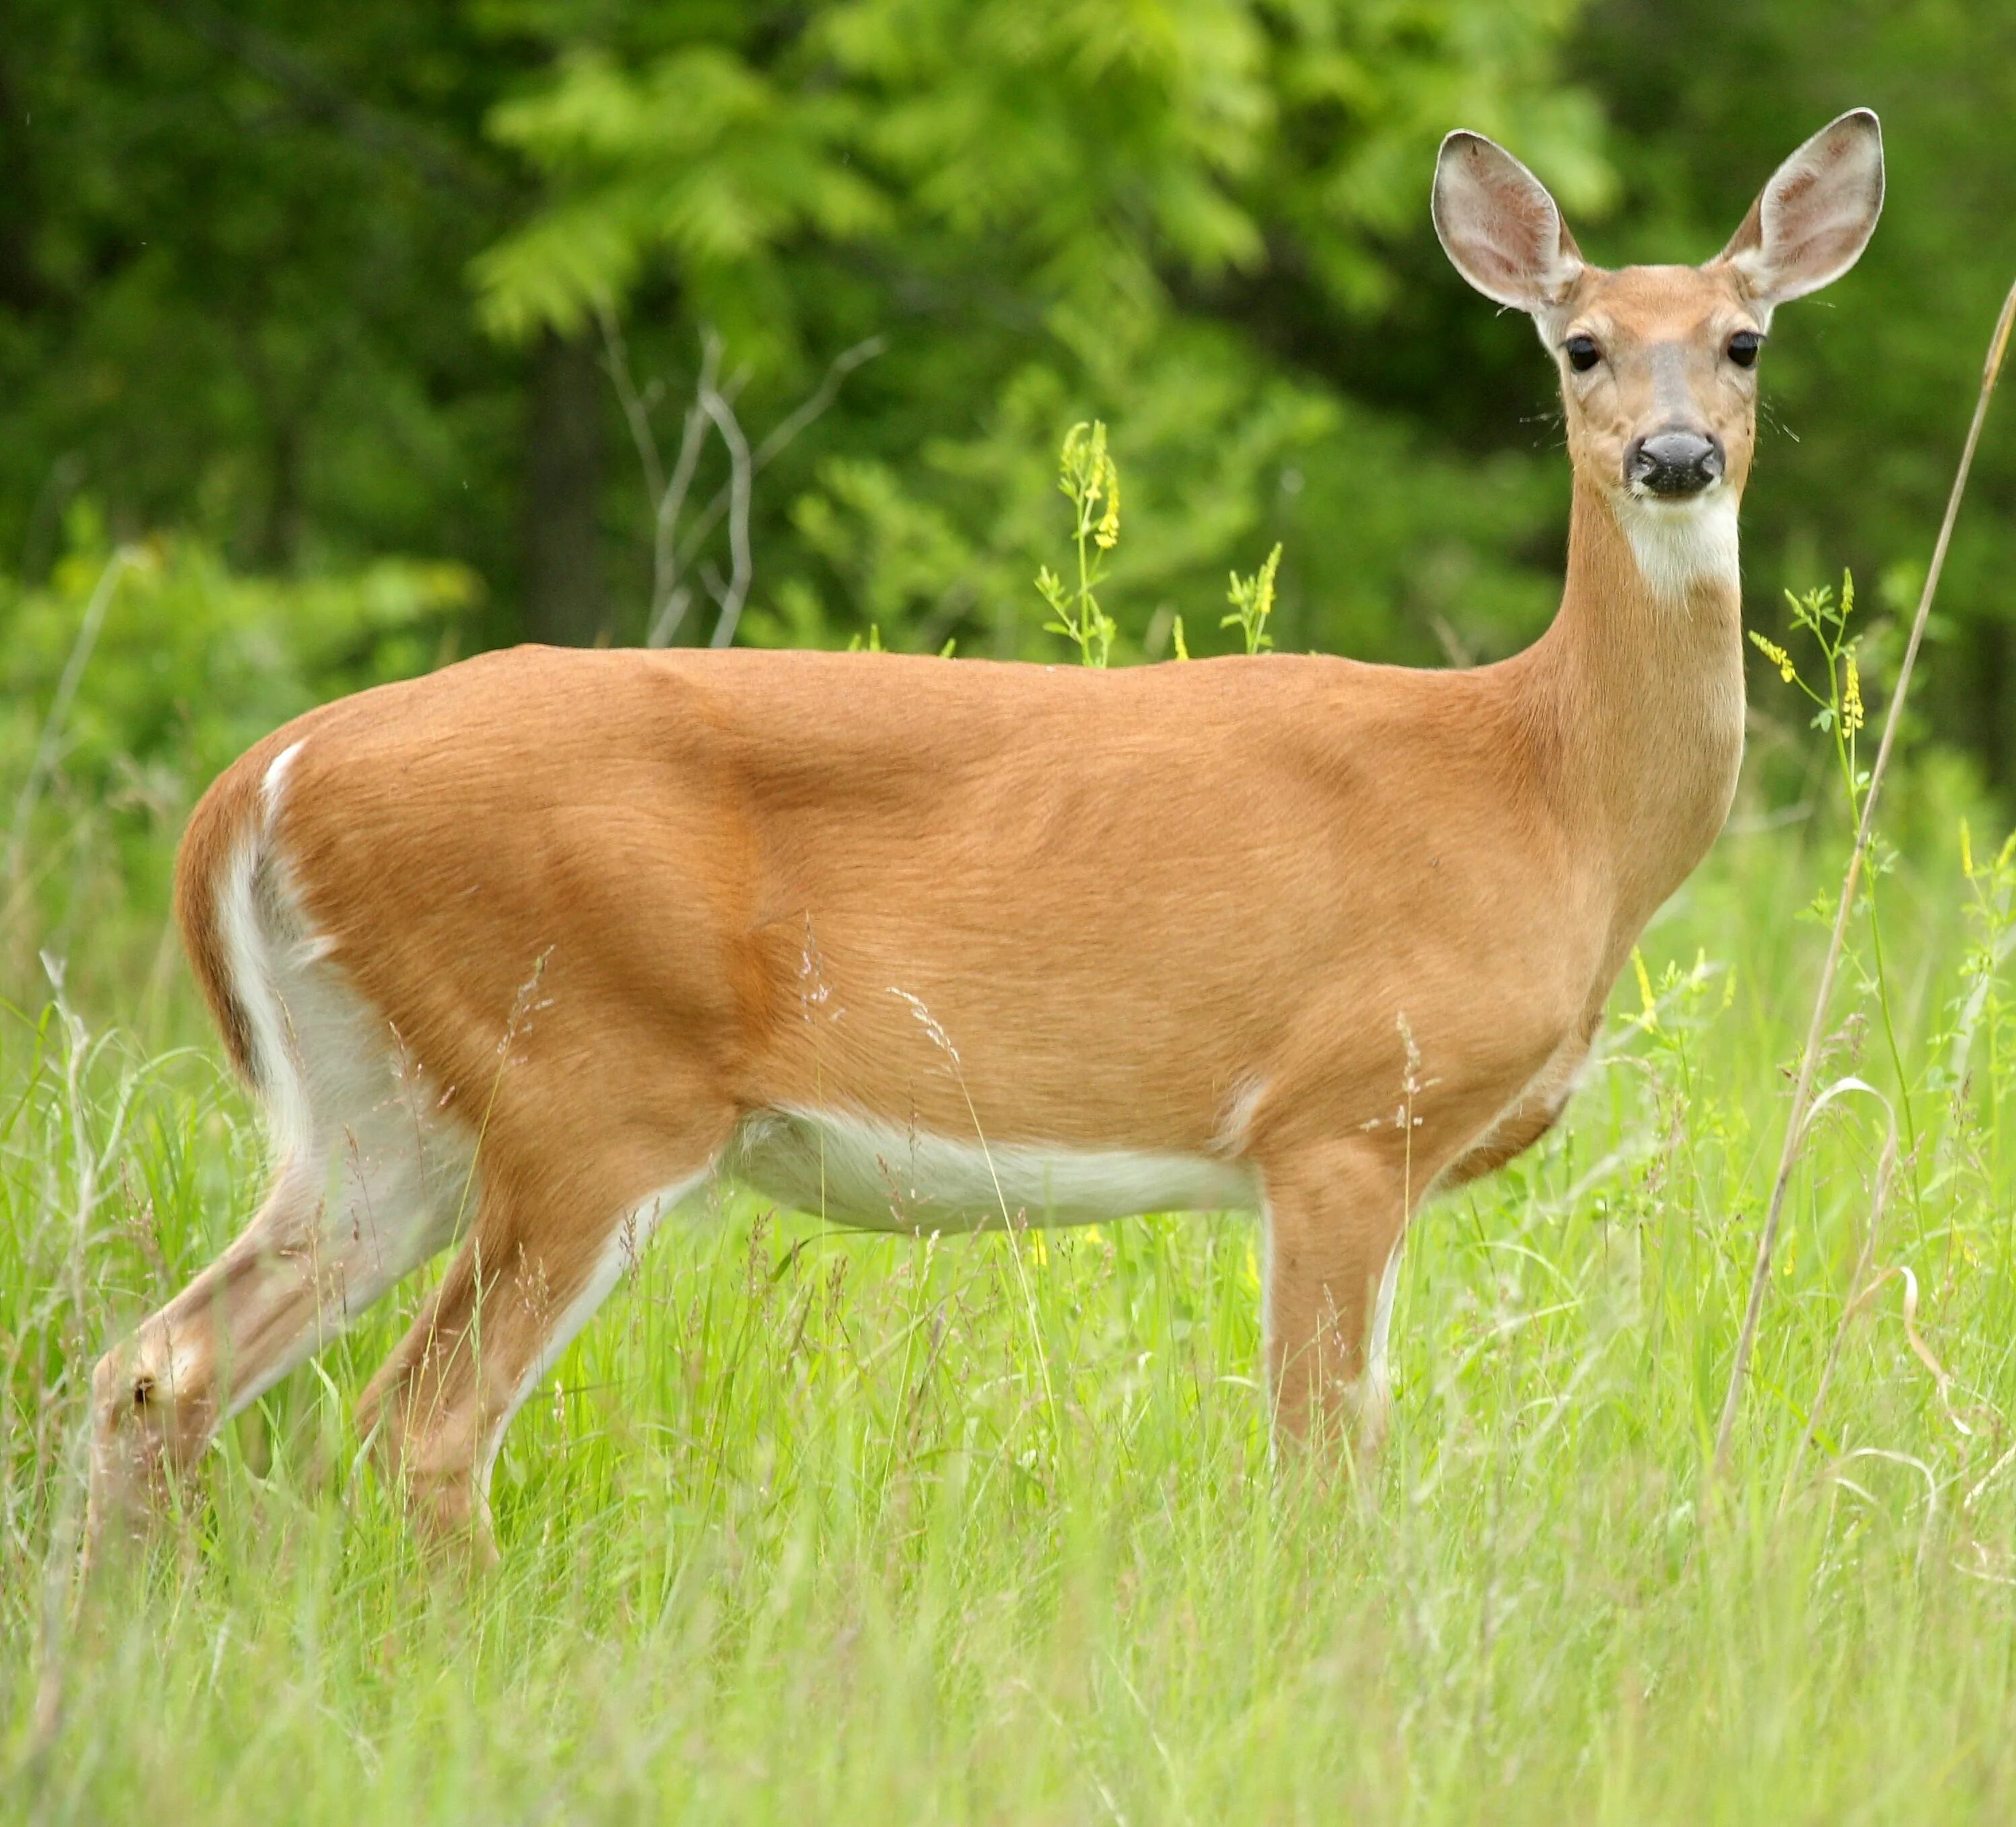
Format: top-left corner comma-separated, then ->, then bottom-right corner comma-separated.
85,114 -> 1883,1562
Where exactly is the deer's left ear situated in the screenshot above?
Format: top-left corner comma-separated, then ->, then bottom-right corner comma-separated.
1718,110 -> 1884,308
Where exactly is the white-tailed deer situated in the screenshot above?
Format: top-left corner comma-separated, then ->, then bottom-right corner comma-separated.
88,112 -> 1884,1560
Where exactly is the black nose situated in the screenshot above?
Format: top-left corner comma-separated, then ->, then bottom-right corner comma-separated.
1625,427 -> 1725,499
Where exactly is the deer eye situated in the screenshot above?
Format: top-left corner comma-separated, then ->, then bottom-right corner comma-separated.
1727,330 -> 1763,368
1564,335 -> 1602,373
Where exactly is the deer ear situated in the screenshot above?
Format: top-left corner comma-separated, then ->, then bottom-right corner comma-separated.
1433,131 -> 1584,314
1719,110 -> 1884,308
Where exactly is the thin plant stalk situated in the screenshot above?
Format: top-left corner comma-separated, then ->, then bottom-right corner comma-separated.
1776,1076 -> 1896,1509
3,548 -> 139,889
1710,272 -> 2016,1488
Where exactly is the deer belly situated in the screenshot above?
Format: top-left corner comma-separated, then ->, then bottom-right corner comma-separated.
730,1107 -> 1258,1233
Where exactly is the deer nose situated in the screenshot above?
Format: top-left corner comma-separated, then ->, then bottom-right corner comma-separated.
1625,428 -> 1724,499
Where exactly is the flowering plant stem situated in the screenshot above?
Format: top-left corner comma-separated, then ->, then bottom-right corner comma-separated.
1036,421 -> 1120,667
1709,271 -> 2016,1492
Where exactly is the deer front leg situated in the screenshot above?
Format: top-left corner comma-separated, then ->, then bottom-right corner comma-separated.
1258,1138 -> 1414,1456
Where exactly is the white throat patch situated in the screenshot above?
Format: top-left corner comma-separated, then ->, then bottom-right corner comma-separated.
1615,491 -> 1740,605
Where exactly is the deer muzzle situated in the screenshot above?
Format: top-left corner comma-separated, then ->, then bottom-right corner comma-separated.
1625,427 -> 1725,499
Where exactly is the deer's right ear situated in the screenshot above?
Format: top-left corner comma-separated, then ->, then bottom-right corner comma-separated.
1432,131 -> 1584,314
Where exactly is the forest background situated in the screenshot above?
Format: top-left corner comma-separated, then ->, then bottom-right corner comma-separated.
6,3 -> 2015,977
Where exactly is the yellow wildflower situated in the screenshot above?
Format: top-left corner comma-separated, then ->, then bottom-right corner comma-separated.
1632,948 -> 1658,1030
1094,455 -> 1120,551
1842,648 -> 1864,736
1747,629 -> 1795,683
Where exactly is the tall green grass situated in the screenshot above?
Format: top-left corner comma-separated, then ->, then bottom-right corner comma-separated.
6,734 -> 2016,1820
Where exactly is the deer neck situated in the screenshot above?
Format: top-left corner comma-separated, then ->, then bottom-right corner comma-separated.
1522,474 -> 1747,939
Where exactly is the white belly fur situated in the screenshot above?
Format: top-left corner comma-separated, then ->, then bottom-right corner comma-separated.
730,1106 -> 1258,1233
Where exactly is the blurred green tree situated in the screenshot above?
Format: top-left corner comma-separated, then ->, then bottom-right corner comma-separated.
475,0 -> 1610,662
0,1 -> 609,646
0,0 -> 1609,670
3,0 -> 2013,777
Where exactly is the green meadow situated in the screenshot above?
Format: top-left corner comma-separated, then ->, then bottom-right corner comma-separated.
10,2 -> 2016,1816
8,681 -> 2016,1821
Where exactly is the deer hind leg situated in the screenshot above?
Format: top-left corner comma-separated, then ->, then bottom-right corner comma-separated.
86,806 -> 477,1558
355,1138 -> 723,1562
86,953 -> 473,1558
1258,1138 -> 1417,1459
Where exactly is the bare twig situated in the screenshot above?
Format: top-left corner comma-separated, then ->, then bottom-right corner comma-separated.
598,309 -> 716,648
753,337 -> 885,471
599,310 -> 667,514
1711,273 -> 2016,1490
598,322 -> 885,648
698,356 -> 755,650
673,336 -> 886,576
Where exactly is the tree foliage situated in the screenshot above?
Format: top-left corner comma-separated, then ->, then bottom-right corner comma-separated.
3,0 -> 2015,766
473,0 -> 1606,664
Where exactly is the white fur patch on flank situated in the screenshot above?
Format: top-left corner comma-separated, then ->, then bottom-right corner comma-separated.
1215,1076 -> 1269,1156
218,785 -> 309,1150
261,738 -> 304,813
1616,490 -> 1740,603
731,1106 -> 1258,1232
205,796 -> 477,1419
